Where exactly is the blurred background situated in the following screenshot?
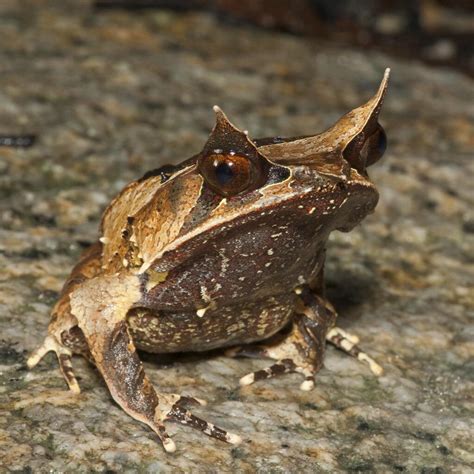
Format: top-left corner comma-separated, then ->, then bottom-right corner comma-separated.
96,0 -> 473,76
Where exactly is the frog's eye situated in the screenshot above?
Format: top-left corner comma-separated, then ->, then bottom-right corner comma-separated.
197,106 -> 273,197
361,124 -> 387,167
198,153 -> 260,197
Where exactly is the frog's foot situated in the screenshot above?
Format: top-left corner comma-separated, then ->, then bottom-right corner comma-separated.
159,394 -> 242,451
27,335 -> 81,394
230,334 -> 319,392
326,327 -> 383,376
139,392 -> 241,453
231,290 -> 338,391
227,329 -> 318,391
69,274 -> 241,452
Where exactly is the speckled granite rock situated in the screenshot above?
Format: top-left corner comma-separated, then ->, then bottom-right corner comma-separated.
1,1 -> 473,472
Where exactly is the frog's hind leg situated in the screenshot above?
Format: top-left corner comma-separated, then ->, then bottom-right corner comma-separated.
69,273 -> 241,452
326,327 -> 383,375
27,333 -> 81,393
230,289 -> 337,391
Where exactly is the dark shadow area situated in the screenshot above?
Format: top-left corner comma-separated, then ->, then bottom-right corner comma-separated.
95,0 -> 474,77
325,265 -> 382,321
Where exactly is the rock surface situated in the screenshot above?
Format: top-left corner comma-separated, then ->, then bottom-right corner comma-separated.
0,1 -> 473,472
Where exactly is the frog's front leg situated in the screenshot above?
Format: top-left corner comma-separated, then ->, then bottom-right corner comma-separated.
27,242 -> 102,393
230,287 -> 382,390
69,273 -> 241,452
27,331 -> 81,394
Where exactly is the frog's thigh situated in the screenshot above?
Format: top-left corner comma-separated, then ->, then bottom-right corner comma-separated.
234,289 -> 337,391
69,274 -> 240,452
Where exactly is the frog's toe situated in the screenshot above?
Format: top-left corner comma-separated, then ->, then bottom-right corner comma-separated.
167,406 -> 242,445
326,327 -> 383,376
158,393 -> 241,446
239,358 -> 295,387
239,358 -> 317,391
27,335 -> 81,393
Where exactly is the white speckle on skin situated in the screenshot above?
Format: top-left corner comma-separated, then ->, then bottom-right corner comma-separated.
265,262 -> 272,267
200,285 -> 211,303
271,233 -> 282,238
309,207 -> 316,214
267,249 -> 274,255
218,249 -> 230,275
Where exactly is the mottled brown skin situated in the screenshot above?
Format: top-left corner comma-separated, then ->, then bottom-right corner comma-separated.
28,70 -> 390,452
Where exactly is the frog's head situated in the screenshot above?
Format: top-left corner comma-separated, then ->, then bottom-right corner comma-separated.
122,71 -> 390,274
196,69 -> 390,201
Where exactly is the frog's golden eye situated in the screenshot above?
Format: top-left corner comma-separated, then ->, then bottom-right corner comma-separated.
362,124 -> 387,167
198,153 -> 259,197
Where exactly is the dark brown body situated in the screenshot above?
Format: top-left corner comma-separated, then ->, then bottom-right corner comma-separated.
58,163 -> 378,354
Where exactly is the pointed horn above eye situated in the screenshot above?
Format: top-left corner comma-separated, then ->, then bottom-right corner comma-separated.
202,105 -> 257,157
326,67 -> 390,152
257,68 -> 391,176
212,105 -> 248,135
197,106 -> 290,197
373,68 -> 390,106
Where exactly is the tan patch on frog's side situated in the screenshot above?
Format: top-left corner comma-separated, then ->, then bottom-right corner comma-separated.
134,172 -> 204,273
69,274 -> 142,364
101,174 -> 165,268
99,167 -> 203,273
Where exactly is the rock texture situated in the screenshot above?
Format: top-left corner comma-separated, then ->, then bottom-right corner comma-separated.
0,1 -> 473,472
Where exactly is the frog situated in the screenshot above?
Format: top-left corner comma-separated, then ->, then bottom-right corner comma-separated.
28,69 -> 390,453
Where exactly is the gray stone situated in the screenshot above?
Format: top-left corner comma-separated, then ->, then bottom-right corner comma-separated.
0,0 -> 473,472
